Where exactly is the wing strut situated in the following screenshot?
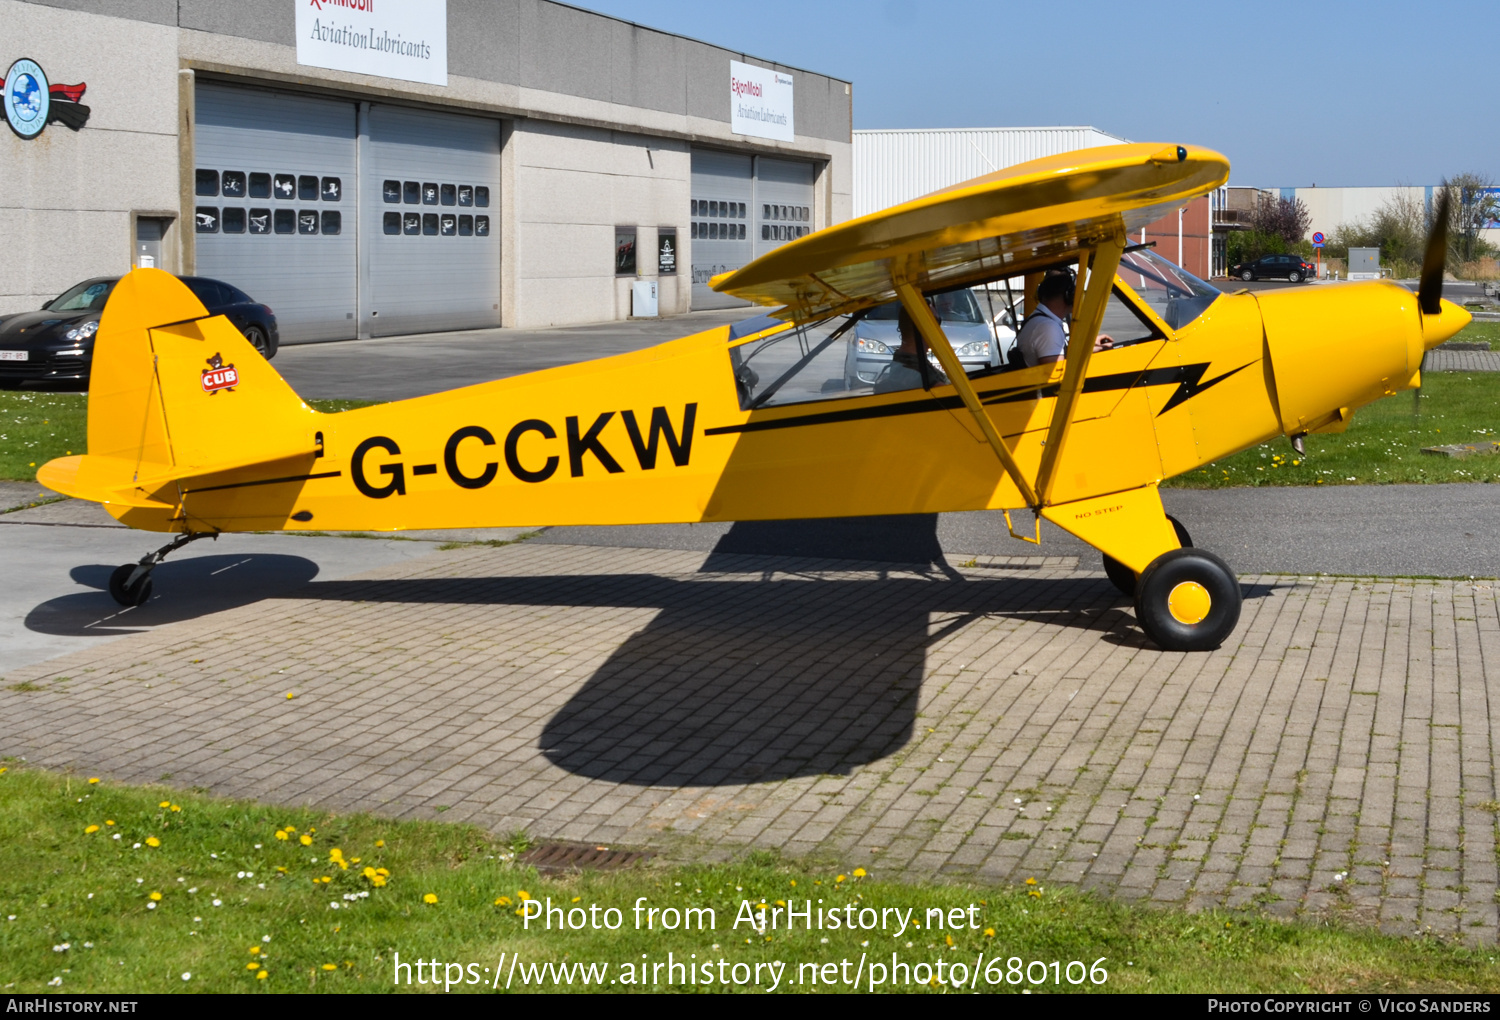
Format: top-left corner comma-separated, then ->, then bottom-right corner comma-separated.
894,279 -> 1039,509
1034,234 -> 1125,504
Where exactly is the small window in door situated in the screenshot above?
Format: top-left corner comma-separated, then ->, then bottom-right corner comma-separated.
475,216 -> 490,236
274,209 -> 295,233
298,175 -> 319,201
195,207 -> 219,232
422,213 -> 439,235
249,173 -> 272,199
321,211 -> 342,235
383,211 -> 401,235
273,174 -> 296,199
422,183 -> 438,205
458,185 -> 473,207
195,170 -> 219,196
298,210 -> 319,234
440,183 -> 456,206
458,214 -> 473,236
321,177 -> 341,201
248,209 -> 271,234
221,171 -> 246,198
383,180 -> 401,203
440,214 -> 456,236
403,181 -> 420,204
403,212 -> 420,235
475,187 -> 490,207
221,207 -> 246,233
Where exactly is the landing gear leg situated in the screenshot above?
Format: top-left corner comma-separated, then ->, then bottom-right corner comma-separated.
107,531 -> 217,607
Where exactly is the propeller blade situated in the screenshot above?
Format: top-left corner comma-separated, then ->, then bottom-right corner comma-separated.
1419,190 -> 1450,316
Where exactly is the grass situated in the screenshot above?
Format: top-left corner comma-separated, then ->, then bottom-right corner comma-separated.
2,765 -> 1498,994
1167,371 -> 1500,489
0,396 -> 375,483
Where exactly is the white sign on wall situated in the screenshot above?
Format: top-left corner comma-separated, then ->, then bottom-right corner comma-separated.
296,0 -> 448,87
730,60 -> 793,142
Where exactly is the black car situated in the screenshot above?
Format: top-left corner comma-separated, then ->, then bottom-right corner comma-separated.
0,275 -> 278,390
1229,254 -> 1315,283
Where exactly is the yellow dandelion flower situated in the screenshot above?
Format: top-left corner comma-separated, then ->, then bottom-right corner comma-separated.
984,928 -> 995,938
329,848 -> 343,860
376,868 -> 389,877
371,876 -> 387,887
84,825 -> 99,834
149,891 -> 162,901
853,868 -> 867,878
105,820 -> 114,826
571,896 -> 581,903
423,893 -> 438,904
494,896 -> 511,906
299,835 -> 312,846
320,877 -> 332,884
1025,877 -> 1037,885
249,946 -> 260,955
145,837 -> 161,848
514,908 -> 525,917
945,935 -> 954,947
517,890 -> 531,901
789,880 -> 796,887
256,970 -> 267,980
158,800 -> 171,808
363,867 -> 378,880
275,831 -> 289,841
246,962 -> 260,970
0,767 -> 6,774
88,777 -> 99,784
835,874 -> 846,883
375,840 -> 385,848
170,805 -> 181,812
321,964 -> 338,971
775,900 -> 786,907
285,692 -> 295,700
275,866 -> 288,874
350,858 -> 360,864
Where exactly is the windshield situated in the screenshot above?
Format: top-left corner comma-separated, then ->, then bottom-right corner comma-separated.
1117,248 -> 1219,330
50,279 -> 115,313
864,289 -> 984,323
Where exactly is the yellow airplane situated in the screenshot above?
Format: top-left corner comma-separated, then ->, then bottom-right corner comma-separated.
37,142 -> 1470,652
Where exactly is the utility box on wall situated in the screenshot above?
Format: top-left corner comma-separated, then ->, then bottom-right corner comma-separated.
631,279 -> 658,317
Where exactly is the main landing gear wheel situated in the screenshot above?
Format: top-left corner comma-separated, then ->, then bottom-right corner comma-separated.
1134,548 -> 1241,651
108,564 -> 153,606
1102,515 -> 1192,596
106,531 -> 217,607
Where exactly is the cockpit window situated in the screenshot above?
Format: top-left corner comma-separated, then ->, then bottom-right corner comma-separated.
1117,247 -> 1220,331
864,289 -> 984,323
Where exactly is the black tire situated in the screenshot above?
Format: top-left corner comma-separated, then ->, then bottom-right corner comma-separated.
1101,516 -> 1193,596
243,325 -> 277,361
1240,269 -> 1253,281
1134,548 -> 1241,651
108,564 -> 153,607
1287,270 -> 1301,283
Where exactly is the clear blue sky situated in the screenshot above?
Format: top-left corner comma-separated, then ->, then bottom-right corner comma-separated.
572,0 -> 1495,188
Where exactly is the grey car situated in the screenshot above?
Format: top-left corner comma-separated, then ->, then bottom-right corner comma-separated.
842,290 -> 1000,389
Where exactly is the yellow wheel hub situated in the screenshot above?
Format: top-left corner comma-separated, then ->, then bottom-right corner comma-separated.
1167,581 -> 1212,625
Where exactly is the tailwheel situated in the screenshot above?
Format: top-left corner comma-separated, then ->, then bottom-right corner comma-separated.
108,564 -> 154,607
1102,515 -> 1193,596
1134,548 -> 1241,651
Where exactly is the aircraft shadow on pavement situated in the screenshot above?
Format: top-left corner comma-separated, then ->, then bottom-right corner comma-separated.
299,513 -> 1147,786
26,554 -> 320,636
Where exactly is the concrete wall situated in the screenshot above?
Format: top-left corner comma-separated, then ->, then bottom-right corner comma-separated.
1293,186 -> 1431,242
5,0 -> 852,327
0,1 -> 180,313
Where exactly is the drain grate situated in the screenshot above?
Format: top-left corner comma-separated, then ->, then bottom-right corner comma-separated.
518,842 -> 651,874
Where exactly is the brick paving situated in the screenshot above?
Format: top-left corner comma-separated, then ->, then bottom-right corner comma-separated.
2,540 -> 1497,941
1426,349 -> 1500,372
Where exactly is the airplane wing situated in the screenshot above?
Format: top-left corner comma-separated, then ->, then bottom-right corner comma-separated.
711,143 -> 1229,322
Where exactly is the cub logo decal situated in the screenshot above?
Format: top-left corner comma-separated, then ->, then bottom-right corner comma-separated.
202,352 -> 239,395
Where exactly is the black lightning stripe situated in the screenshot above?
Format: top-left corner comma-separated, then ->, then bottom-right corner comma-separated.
704,360 -> 1257,437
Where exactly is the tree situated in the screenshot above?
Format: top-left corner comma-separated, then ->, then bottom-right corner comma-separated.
1251,194 -> 1311,246
1438,173 -> 1500,264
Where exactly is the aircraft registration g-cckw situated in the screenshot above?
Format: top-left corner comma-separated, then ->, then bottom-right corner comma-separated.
38,143 -> 1470,651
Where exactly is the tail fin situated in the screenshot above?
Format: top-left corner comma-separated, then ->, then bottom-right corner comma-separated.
38,269 -> 321,530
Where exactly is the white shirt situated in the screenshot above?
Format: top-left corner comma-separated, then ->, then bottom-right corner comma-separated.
1016,303 -> 1067,367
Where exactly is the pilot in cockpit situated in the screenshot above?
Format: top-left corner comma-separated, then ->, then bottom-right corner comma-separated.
1016,270 -> 1113,367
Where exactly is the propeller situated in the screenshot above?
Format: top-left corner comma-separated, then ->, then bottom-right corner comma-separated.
1418,190 -> 1450,316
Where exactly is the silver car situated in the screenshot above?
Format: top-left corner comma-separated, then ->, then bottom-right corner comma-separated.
842,290 -> 1000,388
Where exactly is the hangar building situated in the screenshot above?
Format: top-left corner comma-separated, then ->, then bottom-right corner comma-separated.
2,0 -> 853,342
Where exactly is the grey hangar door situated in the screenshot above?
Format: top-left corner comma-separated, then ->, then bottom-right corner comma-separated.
193,82 -> 502,344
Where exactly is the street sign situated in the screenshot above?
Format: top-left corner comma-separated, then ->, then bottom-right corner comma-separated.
1311,231 -> 1325,248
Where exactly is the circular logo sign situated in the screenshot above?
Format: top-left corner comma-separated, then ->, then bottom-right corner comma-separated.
1311,231 -> 1325,245
4,58 -> 50,139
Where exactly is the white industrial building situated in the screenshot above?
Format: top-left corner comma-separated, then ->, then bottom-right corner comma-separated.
2,0 -> 853,342
852,126 -> 1129,218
